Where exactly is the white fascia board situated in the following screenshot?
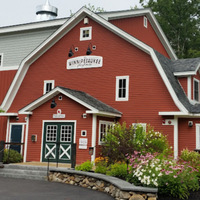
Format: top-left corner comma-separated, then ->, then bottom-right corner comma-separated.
0,18 -> 66,34
18,87 -> 99,114
159,112 -> 186,116
86,110 -> 122,118
174,71 -> 196,76
0,66 -> 19,71
159,111 -> 200,118
0,113 -> 18,116
150,49 -> 188,113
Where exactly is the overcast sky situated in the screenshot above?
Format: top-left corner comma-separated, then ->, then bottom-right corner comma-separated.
0,0 -> 142,27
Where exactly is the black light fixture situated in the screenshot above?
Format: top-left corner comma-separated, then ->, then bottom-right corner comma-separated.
68,45 -> 75,57
86,43 -> 92,55
50,99 -> 57,109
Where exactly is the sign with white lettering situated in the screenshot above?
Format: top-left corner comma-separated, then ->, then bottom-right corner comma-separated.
53,109 -> 65,119
67,56 -> 103,69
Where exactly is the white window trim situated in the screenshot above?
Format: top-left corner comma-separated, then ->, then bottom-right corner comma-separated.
193,78 -> 199,102
196,124 -> 200,149
81,130 -> 87,137
115,76 -> 129,101
80,27 -> 92,41
132,123 -> 147,132
144,16 -> 148,28
98,120 -> 113,145
0,53 -> 3,67
43,80 -> 55,94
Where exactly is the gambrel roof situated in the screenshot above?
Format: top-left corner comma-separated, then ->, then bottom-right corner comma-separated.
1,7 -> 200,117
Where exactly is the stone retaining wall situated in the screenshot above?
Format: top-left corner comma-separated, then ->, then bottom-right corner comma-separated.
49,172 -> 157,200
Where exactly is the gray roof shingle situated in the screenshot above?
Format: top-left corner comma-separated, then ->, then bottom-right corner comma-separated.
58,87 -> 122,115
154,50 -> 200,113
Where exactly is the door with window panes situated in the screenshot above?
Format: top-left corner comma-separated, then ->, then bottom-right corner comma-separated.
42,122 -> 74,163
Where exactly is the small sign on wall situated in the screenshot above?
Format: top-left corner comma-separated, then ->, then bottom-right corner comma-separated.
79,138 -> 88,149
53,109 -> 65,119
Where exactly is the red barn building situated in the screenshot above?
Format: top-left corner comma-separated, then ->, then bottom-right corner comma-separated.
0,7 -> 200,165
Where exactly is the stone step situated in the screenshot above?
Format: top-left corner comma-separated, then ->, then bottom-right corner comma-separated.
2,164 -> 47,171
0,168 -> 47,176
0,164 -> 48,180
0,172 -> 47,181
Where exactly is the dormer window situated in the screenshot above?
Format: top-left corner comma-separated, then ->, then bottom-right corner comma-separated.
0,53 -> 3,67
80,27 -> 92,41
44,80 -> 55,94
193,78 -> 199,102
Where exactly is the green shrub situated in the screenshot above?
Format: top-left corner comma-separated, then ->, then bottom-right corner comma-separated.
3,149 -> 23,164
95,164 -> 107,174
106,163 -> 128,180
75,160 -> 93,172
180,149 -> 200,172
101,122 -> 171,164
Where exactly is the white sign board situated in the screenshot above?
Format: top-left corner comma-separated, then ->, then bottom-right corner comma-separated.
67,56 -> 103,70
79,138 -> 88,149
53,109 -> 66,119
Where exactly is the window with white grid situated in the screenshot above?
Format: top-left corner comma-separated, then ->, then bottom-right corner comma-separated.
46,125 -> 57,142
60,125 -> 72,142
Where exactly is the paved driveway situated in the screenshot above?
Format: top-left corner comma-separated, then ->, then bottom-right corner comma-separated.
0,177 -> 114,200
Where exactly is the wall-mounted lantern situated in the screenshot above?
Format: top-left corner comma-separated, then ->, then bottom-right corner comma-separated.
89,147 -> 94,155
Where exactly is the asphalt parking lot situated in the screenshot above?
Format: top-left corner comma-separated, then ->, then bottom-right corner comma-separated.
0,177 -> 114,200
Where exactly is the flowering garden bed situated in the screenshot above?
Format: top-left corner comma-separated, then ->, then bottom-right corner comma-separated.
76,123 -> 200,199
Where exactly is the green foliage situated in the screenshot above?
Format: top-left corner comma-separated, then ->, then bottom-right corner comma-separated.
180,149 -> 200,172
3,149 -> 23,164
0,109 -> 4,113
101,122 -> 171,164
70,4 -> 105,16
95,163 -> 107,174
75,160 -> 93,172
106,163 -> 128,180
139,0 -> 200,58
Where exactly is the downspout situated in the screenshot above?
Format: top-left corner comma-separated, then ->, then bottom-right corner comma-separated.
91,114 -> 97,162
23,115 -> 29,162
174,116 -> 178,159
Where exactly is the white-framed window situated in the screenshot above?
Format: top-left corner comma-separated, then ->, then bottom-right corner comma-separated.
193,78 -> 199,102
116,76 -> 129,101
43,80 -> 55,94
0,53 -> 3,67
132,123 -> 147,132
144,16 -> 148,28
99,120 -> 113,145
80,27 -> 92,41
81,130 -> 87,137
196,124 -> 200,149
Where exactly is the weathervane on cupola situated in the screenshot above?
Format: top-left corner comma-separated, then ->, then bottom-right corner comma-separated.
36,0 -> 58,21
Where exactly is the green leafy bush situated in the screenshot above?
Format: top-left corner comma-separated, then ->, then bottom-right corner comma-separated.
106,163 -> 128,180
75,160 -> 93,172
94,157 -> 108,174
3,149 -> 23,164
101,122 -> 171,164
180,149 -> 200,172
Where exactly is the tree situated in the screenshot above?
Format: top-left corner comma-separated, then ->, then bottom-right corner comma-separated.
70,4 -> 105,16
140,0 -> 200,58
